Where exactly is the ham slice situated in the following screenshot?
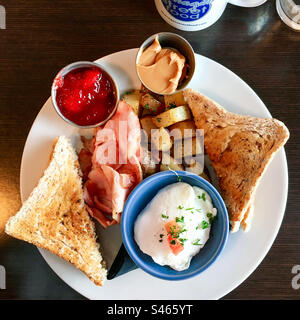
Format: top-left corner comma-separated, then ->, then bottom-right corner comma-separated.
79,100 -> 143,228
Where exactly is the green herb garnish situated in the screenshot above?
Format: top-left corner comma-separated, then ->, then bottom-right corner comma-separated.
192,239 -> 202,246
179,238 -> 187,245
176,216 -> 185,223
201,220 -> 209,229
170,240 -> 176,245
201,193 -> 206,201
161,214 -> 169,219
159,239 -> 163,243
186,207 -> 194,211
207,213 -> 217,224
169,225 -> 179,238
178,205 -> 183,210
177,175 -> 182,182
156,117 -> 161,122
144,103 -> 150,110
159,234 -> 164,238
169,103 -> 177,109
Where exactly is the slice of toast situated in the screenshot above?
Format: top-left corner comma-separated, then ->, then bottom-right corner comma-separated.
184,89 -> 289,232
5,136 -> 107,285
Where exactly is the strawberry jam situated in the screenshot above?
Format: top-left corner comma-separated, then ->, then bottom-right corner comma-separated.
55,66 -> 117,126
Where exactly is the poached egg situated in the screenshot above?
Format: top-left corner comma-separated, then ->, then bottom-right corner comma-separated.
134,182 -> 217,271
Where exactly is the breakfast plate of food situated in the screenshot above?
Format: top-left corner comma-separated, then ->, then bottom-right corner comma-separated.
5,33 -> 289,299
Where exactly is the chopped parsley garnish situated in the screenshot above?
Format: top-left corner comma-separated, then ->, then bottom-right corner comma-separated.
161,214 -> 169,219
169,225 -> 179,238
206,213 -> 215,224
195,209 -> 202,213
186,207 -> 194,211
156,117 -> 161,122
169,103 -> 177,109
175,216 -> 185,223
124,90 -> 132,95
177,205 -> 183,210
170,240 -> 176,245
179,238 -> 187,245
144,103 -> 150,110
201,220 -> 209,229
177,176 -> 182,182
201,193 -> 206,201
192,239 -> 202,246
169,224 -> 187,240
159,234 -> 164,238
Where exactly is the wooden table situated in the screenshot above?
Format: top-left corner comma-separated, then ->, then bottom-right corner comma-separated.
0,0 -> 299,300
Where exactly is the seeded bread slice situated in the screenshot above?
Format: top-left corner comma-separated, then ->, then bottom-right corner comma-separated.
184,89 -> 289,232
5,136 -> 107,285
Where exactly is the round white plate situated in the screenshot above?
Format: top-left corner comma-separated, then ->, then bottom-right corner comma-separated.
20,48 -> 288,300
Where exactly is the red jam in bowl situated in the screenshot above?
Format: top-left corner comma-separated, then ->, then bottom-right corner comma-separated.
54,66 -> 117,126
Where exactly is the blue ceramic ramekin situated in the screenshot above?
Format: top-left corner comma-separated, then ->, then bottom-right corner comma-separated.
121,170 -> 229,281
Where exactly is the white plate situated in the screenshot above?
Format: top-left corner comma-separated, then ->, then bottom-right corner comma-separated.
20,48 -> 288,300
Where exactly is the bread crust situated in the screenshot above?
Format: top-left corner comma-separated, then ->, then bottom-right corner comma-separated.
184,89 -> 289,232
5,136 -> 107,285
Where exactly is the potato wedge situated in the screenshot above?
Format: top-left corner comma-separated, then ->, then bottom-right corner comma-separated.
160,153 -> 184,171
142,108 -> 155,116
121,90 -> 142,116
140,116 -> 157,138
164,91 -> 185,109
140,93 -> 162,114
152,105 -> 191,128
140,84 -> 164,103
200,171 -> 211,182
169,120 -> 197,140
185,160 -> 204,175
151,127 -> 172,152
173,137 -> 203,159
140,148 -> 159,177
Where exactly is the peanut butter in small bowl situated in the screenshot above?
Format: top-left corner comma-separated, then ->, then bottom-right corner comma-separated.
136,33 -> 195,96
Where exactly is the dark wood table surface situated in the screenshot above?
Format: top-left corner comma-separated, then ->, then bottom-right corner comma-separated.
0,0 -> 299,300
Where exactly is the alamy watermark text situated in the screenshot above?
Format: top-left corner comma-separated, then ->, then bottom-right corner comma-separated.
0,265 -> 5,289
0,5 -> 5,29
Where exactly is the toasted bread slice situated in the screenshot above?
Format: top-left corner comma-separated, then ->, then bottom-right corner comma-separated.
5,136 -> 107,285
184,89 -> 289,232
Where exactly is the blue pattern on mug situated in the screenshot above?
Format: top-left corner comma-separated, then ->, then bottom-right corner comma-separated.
162,0 -> 214,22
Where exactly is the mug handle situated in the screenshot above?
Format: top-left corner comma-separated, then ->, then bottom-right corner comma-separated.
228,0 -> 267,7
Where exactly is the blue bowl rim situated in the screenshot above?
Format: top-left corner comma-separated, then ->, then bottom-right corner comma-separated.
121,170 -> 229,281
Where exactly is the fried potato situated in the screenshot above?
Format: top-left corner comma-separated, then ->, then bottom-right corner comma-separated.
185,160 -> 204,175
160,153 -> 184,171
151,127 -> 172,152
164,91 -> 185,108
140,148 -> 159,177
140,93 -> 162,114
152,105 -> 192,128
122,90 -> 142,116
140,116 -> 157,138
169,120 -> 197,140
200,171 -> 211,182
173,137 -> 203,159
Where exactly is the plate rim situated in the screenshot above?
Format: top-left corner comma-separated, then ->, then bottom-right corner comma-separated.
20,48 -> 289,300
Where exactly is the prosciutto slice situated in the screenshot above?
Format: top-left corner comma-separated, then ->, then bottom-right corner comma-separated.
79,100 -> 142,228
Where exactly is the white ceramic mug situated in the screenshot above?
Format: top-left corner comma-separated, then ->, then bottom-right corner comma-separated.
155,0 -> 268,31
